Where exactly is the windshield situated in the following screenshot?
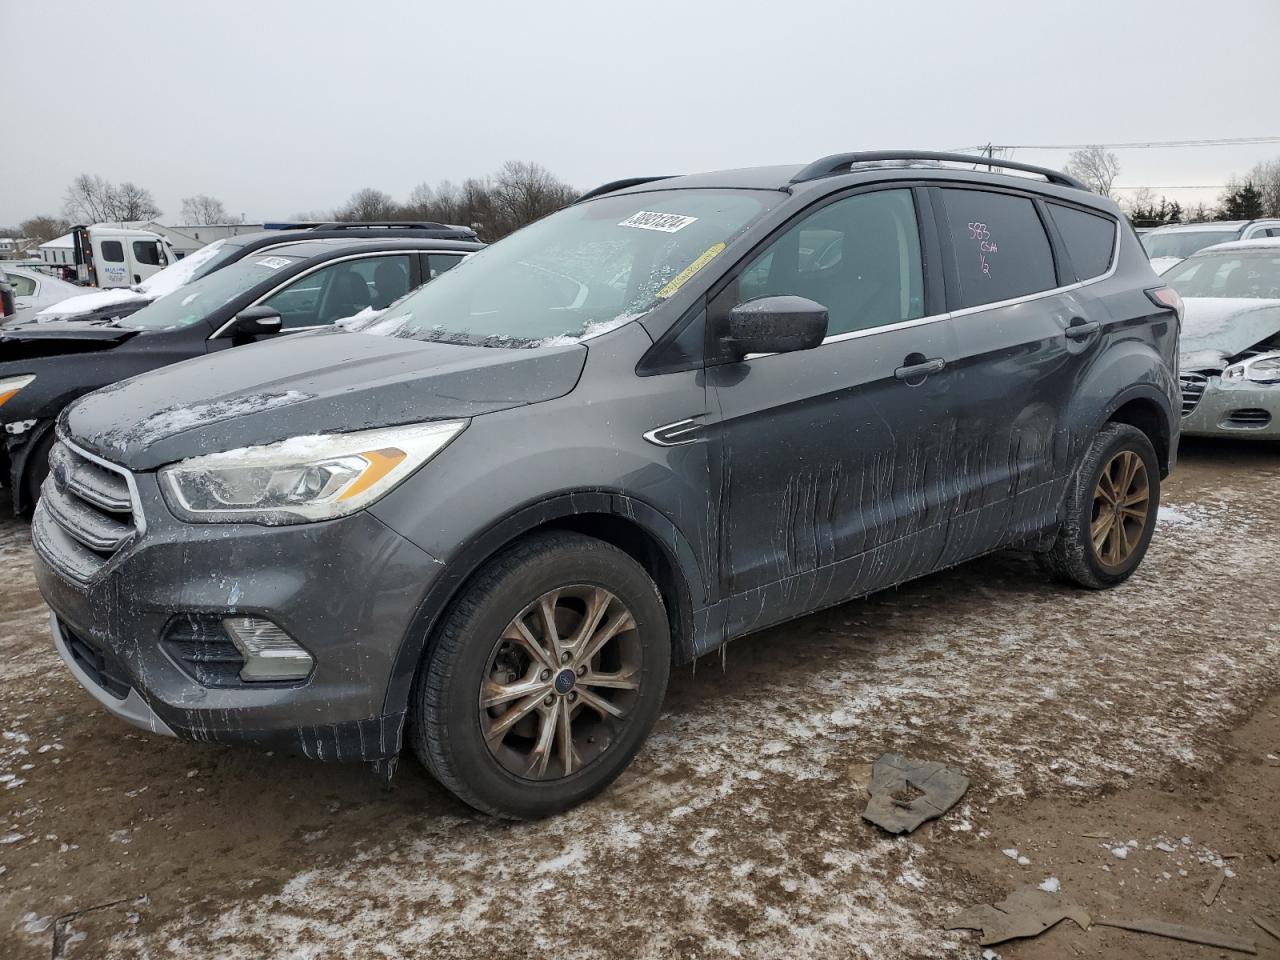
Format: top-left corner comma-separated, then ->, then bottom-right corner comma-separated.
349,189 -> 780,346
1165,249 -> 1280,300
122,253 -> 306,330
187,238 -> 251,282
1143,230 -> 1238,260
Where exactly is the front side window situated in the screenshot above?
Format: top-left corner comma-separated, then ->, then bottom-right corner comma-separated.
123,253 -> 308,330
100,240 -> 124,262
1048,203 -> 1116,281
731,189 -> 924,337
133,240 -> 164,266
940,188 -> 1056,308
349,189 -> 780,346
263,255 -> 413,328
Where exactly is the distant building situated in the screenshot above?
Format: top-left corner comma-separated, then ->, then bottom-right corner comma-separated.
0,236 -> 37,259
136,222 -> 264,259
38,234 -> 74,267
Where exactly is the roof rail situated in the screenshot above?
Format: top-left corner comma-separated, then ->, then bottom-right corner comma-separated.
789,151 -> 1087,191
575,176 -> 676,204
308,221 -> 452,230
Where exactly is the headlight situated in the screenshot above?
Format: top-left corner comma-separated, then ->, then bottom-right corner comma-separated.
160,420 -> 467,524
0,375 -> 35,408
1223,352 -> 1280,384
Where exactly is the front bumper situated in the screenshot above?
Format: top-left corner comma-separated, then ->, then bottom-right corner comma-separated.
32,468 -> 445,761
1180,376 -> 1280,439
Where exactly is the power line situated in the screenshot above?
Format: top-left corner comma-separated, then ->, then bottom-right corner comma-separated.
953,136 -> 1280,151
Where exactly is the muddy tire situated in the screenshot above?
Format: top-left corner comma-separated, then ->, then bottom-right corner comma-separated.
408,531 -> 670,819
1045,423 -> 1160,589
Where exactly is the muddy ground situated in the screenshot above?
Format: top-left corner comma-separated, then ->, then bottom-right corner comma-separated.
2,438 -> 1278,959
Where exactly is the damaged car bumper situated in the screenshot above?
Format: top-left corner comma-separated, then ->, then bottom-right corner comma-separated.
1179,374 -> 1280,438
30,446 -> 444,761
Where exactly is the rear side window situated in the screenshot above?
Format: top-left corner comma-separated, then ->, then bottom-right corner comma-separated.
100,240 -> 125,262
1048,203 -> 1116,280
939,189 -> 1056,308
427,254 -> 465,280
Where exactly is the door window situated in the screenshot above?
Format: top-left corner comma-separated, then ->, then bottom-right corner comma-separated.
8,274 -> 36,296
939,189 -> 1057,308
261,255 -> 412,327
1047,203 -> 1116,281
734,189 -> 924,337
132,240 -> 165,266
100,240 -> 125,262
426,254 -> 465,280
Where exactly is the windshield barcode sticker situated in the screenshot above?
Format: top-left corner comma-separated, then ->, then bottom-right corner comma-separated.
618,211 -> 698,233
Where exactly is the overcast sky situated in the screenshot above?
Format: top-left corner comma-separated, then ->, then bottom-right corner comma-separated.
2,0 -> 1278,226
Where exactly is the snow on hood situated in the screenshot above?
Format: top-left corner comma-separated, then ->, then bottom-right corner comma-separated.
33,238 -> 227,320
1179,297 -> 1280,359
1148,256 -> 1182,275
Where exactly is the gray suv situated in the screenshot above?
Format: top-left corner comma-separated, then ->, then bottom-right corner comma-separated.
30,151 -> 1181,818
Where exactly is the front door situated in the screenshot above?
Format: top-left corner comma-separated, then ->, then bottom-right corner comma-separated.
708,187 -> 963,639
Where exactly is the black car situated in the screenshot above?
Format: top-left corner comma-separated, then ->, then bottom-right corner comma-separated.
0,235 -> 480,510
30,152 -> 1181,819
29,221 -> 481,327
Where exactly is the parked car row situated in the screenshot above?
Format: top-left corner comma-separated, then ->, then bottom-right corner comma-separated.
1141,217 -> 1280,274
1,227 -> 480,511
3,150 -> 1191,819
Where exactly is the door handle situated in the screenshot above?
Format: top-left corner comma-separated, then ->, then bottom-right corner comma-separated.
1064,318 -> 1100,341
894,357 -> 946,381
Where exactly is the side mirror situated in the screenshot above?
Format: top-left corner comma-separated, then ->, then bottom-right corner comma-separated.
222,305 -> 282,338
720,295 -> 828,359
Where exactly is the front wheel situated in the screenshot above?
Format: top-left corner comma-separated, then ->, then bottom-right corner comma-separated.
1045,422 -> 1160,589
409,531 -> 671,818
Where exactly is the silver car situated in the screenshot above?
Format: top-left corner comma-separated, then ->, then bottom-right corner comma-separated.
1168,238 -> 1280,438
0,264 -> 86,324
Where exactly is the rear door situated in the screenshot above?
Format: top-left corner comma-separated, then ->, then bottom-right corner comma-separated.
931,186 -> 1116,561
709,186 -> 965,637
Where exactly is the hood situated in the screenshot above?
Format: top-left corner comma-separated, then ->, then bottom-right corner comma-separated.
1179,298 -> 1280,360
0,318 -> 137,361
34,287 -> 152,321
65,328 -> 588,470
1148,256 -> 1182,275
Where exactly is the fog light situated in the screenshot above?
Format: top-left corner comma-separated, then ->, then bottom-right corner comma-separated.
222,617 -> 314,682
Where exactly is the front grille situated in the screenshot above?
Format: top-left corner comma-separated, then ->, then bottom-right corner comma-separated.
1179,372 -> 1208,417
36,439 -> 140,581
161,616 -> 246,687
61,621 -> 131,700
1226,408 -> 1272,427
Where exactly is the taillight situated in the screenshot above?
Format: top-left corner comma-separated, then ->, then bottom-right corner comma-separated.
1146,286 -> 1183,324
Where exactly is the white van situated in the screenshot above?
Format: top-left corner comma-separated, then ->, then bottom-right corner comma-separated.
40,225 -> 177,289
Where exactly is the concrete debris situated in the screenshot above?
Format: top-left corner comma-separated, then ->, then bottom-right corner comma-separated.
1095,918 -> 1256,954
1252,915 -> 1280,944
1202,868 -> 1225,906
947,885 -> 1091,945
861,753 -> 969,835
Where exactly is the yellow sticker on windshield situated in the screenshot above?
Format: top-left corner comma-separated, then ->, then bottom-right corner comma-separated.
657,242 -> 726,299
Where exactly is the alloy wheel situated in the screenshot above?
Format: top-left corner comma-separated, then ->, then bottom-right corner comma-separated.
479,585 -> 641,781
1090,449 -> 1150,570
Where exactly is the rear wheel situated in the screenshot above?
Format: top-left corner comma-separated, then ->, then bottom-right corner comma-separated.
1045,423 -> 1160,589
409,531 -> 670,818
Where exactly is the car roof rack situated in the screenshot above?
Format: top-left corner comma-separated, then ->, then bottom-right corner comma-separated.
575,176 -> 676,203
790,151 -> 1087,191
307,221 -> 453,230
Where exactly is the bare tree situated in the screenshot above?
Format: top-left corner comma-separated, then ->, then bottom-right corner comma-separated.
492,161 -> 578,233
62,174 -> 161,223
336,188 -> 397,222
19,215 -> 72,244
180,194 -> 233,225
112,182 -> 161,222
1064,145 -> 1121,198
62,174 -> 117,222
